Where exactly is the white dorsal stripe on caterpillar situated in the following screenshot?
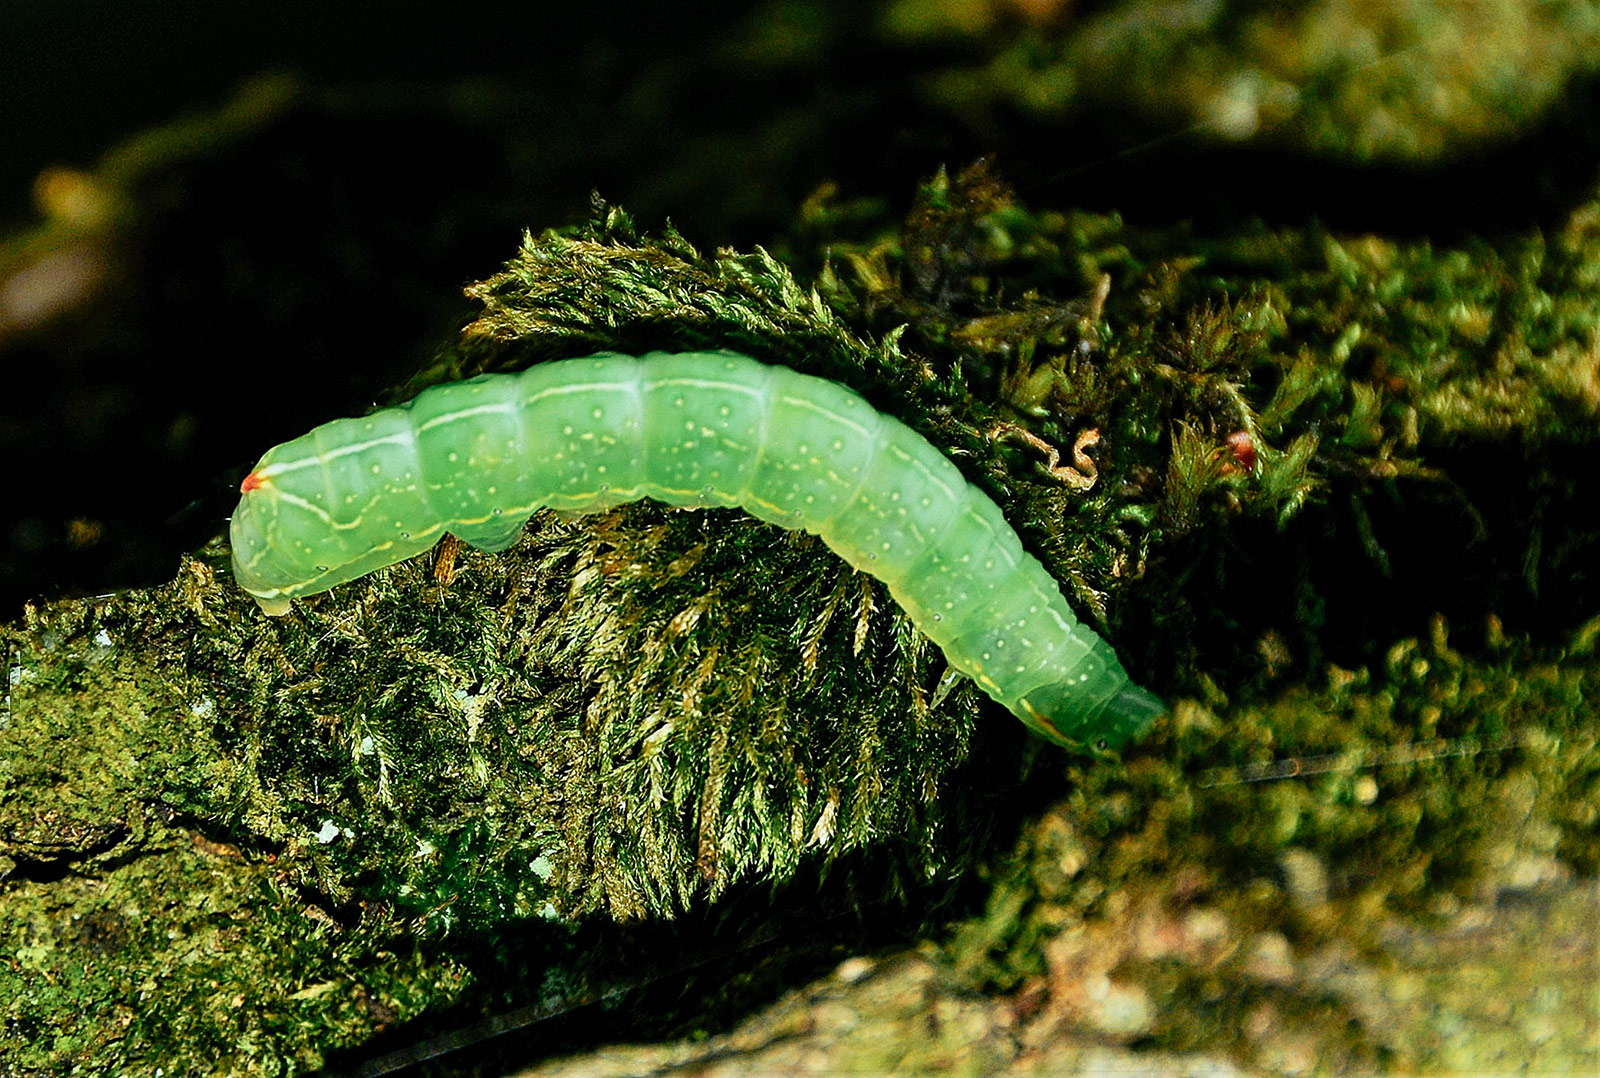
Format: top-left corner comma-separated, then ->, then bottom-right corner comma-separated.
230,350 -> 1163,747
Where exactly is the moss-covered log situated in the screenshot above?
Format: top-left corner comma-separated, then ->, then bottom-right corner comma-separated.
4,134 -> 1598,1078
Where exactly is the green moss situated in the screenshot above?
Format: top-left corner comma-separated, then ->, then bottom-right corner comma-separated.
944,617 -> 1598,1070
0,638 -> 475,1074
884,0 -> 1600,162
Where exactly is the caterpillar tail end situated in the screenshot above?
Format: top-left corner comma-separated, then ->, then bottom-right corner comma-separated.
1098,683 -> 1167,748
1017,680 -> 1166,751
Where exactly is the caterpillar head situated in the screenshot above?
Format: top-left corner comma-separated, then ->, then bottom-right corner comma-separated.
229,416 -> 438,615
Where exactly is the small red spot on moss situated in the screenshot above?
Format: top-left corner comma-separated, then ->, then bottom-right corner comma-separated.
1224,430 -> 1257,471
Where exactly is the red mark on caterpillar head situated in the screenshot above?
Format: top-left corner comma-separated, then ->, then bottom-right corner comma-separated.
240,471 -> 266,493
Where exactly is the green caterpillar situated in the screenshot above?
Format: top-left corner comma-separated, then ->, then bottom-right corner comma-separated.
230,351 -> 1162,747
